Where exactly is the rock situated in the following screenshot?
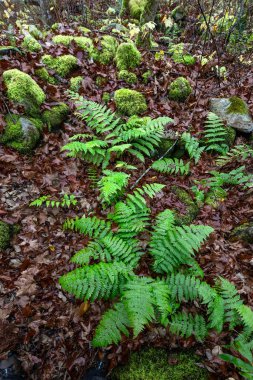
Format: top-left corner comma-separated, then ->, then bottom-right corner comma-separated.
210,97 -> 253,133
42,103 -> 70,129
230,222 -> 253,244
1,115 -> 42,153
42,54 -> 78,77
3,69 -> 46,116
0,221 -> 11,250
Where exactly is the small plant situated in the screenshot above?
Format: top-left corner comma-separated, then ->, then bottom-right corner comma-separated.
202,166 -> 253,189
98,170 -> 130,206
152,158 -> 190,176
203,112 -> 229,155
181,132 -> 205,164
216,144 -> 253,167
30,194 -> 78,208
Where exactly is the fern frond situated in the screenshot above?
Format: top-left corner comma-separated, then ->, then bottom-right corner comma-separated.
203,112 -> 229,155
152,158 -> 190,175
236,305 -> 253,331
92,302 -> 131,347
30,194 -> 78,208
206,166 -> 253,189
115,161 -> 137,170
64,216 -> 112,238
181,132 -> 205,163
59,261 -> 133,301
98,170 -> 130,205
166,272 -> 201,302
216,144 -> 253,167
170,312 -> 207,341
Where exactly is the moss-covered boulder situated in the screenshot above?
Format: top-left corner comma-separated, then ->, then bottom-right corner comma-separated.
52,35 -> 94,56
210,96 -> 253,133
0,221 -> 11,251
112,348 -> 208,380
52,35 -> 73,46
35,68 -> 56,85
95,35 -> 118,65
42,54 -> 78,77
118,70 -> 137,84
121,0 -> 147,20
70,76 -> 83,92
230,222 -> 253,244
42,103 -> 69,129
116,42 -> 141,71
0,114 -> 42,154
3,69 -> 46,116
172,186 -> 199,225
205,187 -> 227,208
114,89 -> 147,116
21,33 -> 42,52
168,77 -> 192,102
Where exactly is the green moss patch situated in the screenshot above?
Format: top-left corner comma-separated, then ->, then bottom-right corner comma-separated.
227,96 -> 249,115
70,76 -> 83,92
3,69 -> 46,115
42,103 -> 69,129
114,89 -> 147,116
172,53 -> 196,65
35,68 -> 56,85
118,70 -> 137,84
42,54 -> 78,77
172,186 -> 199,225
21,34 -> 42,52
205,187 -> 227,208
116,42 -> 141,71
0,221 -> 11,251
112,348 -> 208,380
95,35 -> 118,65
168,77 -> 192,102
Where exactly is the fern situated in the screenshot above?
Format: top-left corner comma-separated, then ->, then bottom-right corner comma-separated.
170,312 -> 207,341
92,302 -> 131,347
98,170 -> 130,205
152,158 -> 190,175
63,215 -> 112,238
203,112 -> 229,155
30,194 -> 78,208
150,210 -> 214,273
181,132 -> 205,163
216,144 -> 253,167
205,166 -> 253,189
59,261 -> 133,301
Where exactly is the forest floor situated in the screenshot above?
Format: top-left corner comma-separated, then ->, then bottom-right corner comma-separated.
0,23 -> 253,379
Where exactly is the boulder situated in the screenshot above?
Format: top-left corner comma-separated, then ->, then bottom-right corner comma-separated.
42,103 -> 69,129
210,97 -> 253,133
230,222 -> 253,244
1,115 -> 42,153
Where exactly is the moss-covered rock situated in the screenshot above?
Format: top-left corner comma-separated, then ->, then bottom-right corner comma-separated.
224,125 -> 236,146
172,186 -> 199,225
52,35 -> 73,46
95,35 -> 118,65
70,76 -> 83,92
0,221 -> 11,251
227,96 -> 249,115
42,103 -> 69,129
230,222 -> 253,244
51,23 -> 61,31
116,42 -> 141,71
3,69 -> 46,115
52,35 -> 94,55
168,77 -> 192,102
0,114 -> 42,153
121,0 -> 147,20
118,70 -> 137,84
102,92 -> 111,103
205,187 -> 227,208
172,53 -> 196,65
95,76 -> 108,87
114,89 -> 147,116
78,26 -> 91,35
112,348 -> 208,380
142,70 -> 152,84
21,34 -> 42,52
35,68 -> 56,85
42,54 -> 78,77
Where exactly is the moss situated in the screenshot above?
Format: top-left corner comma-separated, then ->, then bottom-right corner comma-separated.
42,54 -> 78,77
42,103 -> 69,129
102,92 -> 111,103
0,221 -> 11,250
51,23 -> 60,31
225,125 -> 236,146
172,53 -> 196,65
118,70 -> 137,84
35,68 -> 56,85
114,89 -> 147,116
1,114 -> 42,154
142,70 -> 152,84
168,77 -> 192,102
116,42 -> 141,71
96,76 -> 108,87
171,186 -> 199,225
78,26 -> 91,34
95,35 -> 118,65
22,34 -> 42,52
70,76 -> 83,92
125,0 -> 147,20
157,137 -> 176,157
74,37 -> 94,54
112,348 -> 208,380
227,96 -> 249,115
205,187 -> 227,208
22,24 -> 42,39
230,222 -> 253,244
3,69 -> 46,115
52,35 -> 73,46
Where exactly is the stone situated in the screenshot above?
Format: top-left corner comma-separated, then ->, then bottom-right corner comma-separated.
230,222 -> 253,244
210,97 -> 253,133
1,115 -> 42,153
